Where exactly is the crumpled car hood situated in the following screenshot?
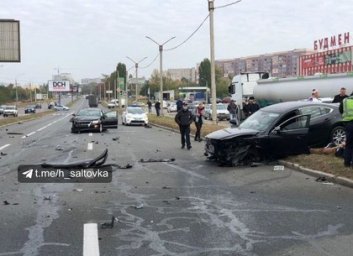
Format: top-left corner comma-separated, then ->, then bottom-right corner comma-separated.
206,127 -> 259,140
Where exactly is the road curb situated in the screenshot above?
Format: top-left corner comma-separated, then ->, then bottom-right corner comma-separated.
0,117 -> 38,129
279,160 -> 353,189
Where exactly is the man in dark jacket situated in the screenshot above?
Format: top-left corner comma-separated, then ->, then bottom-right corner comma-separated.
176,98 -> 183,112
155,100 -> 161,116
332,87 -> 348,104
175,102 -> 194,149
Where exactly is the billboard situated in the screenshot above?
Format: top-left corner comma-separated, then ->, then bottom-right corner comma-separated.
299,46 -> 353,76
0,19 -> 20,62
48,81 -> 71,92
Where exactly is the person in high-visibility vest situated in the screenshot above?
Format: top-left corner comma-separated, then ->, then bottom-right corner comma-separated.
340,96 -> 353,167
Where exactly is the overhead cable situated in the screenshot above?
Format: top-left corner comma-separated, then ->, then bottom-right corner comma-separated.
165,14 -> 210,51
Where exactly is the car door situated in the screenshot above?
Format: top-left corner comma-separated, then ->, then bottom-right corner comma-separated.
299,106 -> 334,146
266,114 -> 311,158
102,111 -> 118,129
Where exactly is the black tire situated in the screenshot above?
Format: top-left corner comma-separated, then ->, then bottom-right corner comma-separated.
330,126 -> 345,145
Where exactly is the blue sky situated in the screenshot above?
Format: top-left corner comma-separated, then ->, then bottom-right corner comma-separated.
0,0 -> 352,85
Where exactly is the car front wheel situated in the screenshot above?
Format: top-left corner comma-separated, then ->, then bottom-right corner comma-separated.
331,126 -> 345,145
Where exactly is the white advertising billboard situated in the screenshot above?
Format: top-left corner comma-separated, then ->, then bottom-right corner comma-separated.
48,81 -> 70,92
0,20 -> 20,62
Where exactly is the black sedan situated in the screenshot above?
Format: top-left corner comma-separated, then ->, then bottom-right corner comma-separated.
70,108 -> 118,133
205,101 -> 345,166
24,105 -> 36,114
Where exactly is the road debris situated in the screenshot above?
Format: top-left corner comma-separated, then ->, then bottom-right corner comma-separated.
55,145 -> 63,151
144,124 -> 152,128
175,196 -> 181,200
6,132 -> 23,135
139,158 -> 175,163
3,200 -> 10,205
1,152 -> 7,156
101,216 -> 117,229
135,203 -> 144,209
162,200 -> 171,205
111,163 -> 133,169
73,188 -> 83,192
162,186 -> 171,189
112,137 -> 119,141
43,196 -> 51,201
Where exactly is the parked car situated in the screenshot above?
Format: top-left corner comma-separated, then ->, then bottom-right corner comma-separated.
3,105 -> 18,117
107,99 -> 119,109
35,103 -> 42,109
204,103 -> 230,121
54,105 -> 70,111
205,101 -> 345,166
167,102 -> 177,113
121,107 -> 148,126
70,108 -> 118,133
24,105 -> 36,114
0,105 -> 6,115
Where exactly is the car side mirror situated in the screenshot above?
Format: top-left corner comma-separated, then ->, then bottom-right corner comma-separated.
272,126 -> 281,134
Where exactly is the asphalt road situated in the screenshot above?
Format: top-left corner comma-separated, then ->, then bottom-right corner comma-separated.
0,98 -> 353,256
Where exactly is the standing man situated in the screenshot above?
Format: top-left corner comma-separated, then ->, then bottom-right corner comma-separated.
247,97 -> 260,116
332,87 -> 348,103
175,102 -> 194,150
309,89 -> 321,102
155,100 -> 161,116
147,100 -> 152,113
340,96 -> 353,167
176,98 -> 183,112
227,100 -> 239,125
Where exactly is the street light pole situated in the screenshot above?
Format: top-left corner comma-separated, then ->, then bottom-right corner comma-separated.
126,56 -> 147,102
146,36 -> 175,116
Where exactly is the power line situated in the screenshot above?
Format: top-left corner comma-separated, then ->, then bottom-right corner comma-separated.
165,14 -> 210,51
140,53 -> 159,69
216,0 -> 242,9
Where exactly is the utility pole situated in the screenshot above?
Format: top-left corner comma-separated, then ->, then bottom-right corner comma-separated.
208,0 -> 217,123
145,36 -> 175,116
126,56 -> 147,102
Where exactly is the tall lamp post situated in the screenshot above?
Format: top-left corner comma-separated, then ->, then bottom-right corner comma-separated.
14,73 -> 25,107
145,35 -> 175,115
126,56 -> 147,101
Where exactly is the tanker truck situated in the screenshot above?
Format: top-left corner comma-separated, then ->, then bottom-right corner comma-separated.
229,72 -> 353,108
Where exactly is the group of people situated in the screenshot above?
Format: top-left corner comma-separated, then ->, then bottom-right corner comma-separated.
308,87 -> 353,169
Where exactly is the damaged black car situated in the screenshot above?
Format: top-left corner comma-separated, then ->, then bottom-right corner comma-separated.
205,101 -> 345,166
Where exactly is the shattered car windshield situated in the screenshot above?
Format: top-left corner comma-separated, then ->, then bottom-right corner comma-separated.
239,110 -> 280,131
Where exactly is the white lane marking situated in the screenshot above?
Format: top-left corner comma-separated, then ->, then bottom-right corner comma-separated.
0,144 -> 10,151
89,133 -> 93,136
83,223 -> 100,256
87,143 -> 93,151
27,131 -> 36,136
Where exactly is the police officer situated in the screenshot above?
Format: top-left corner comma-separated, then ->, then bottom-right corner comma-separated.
175,102 -> 194,150
340,96 -> 353,167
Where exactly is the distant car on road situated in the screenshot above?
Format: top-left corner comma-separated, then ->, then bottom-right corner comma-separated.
167,102 -> 177,113
0,105 -> 6,115
121,107 -> 148,126
3,105 -> 18,117
204,103 -> 230,121
54,105 -> 70,111
24,105 -> 36,114
70,108 -> 118,133
107,99 -> 119,109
